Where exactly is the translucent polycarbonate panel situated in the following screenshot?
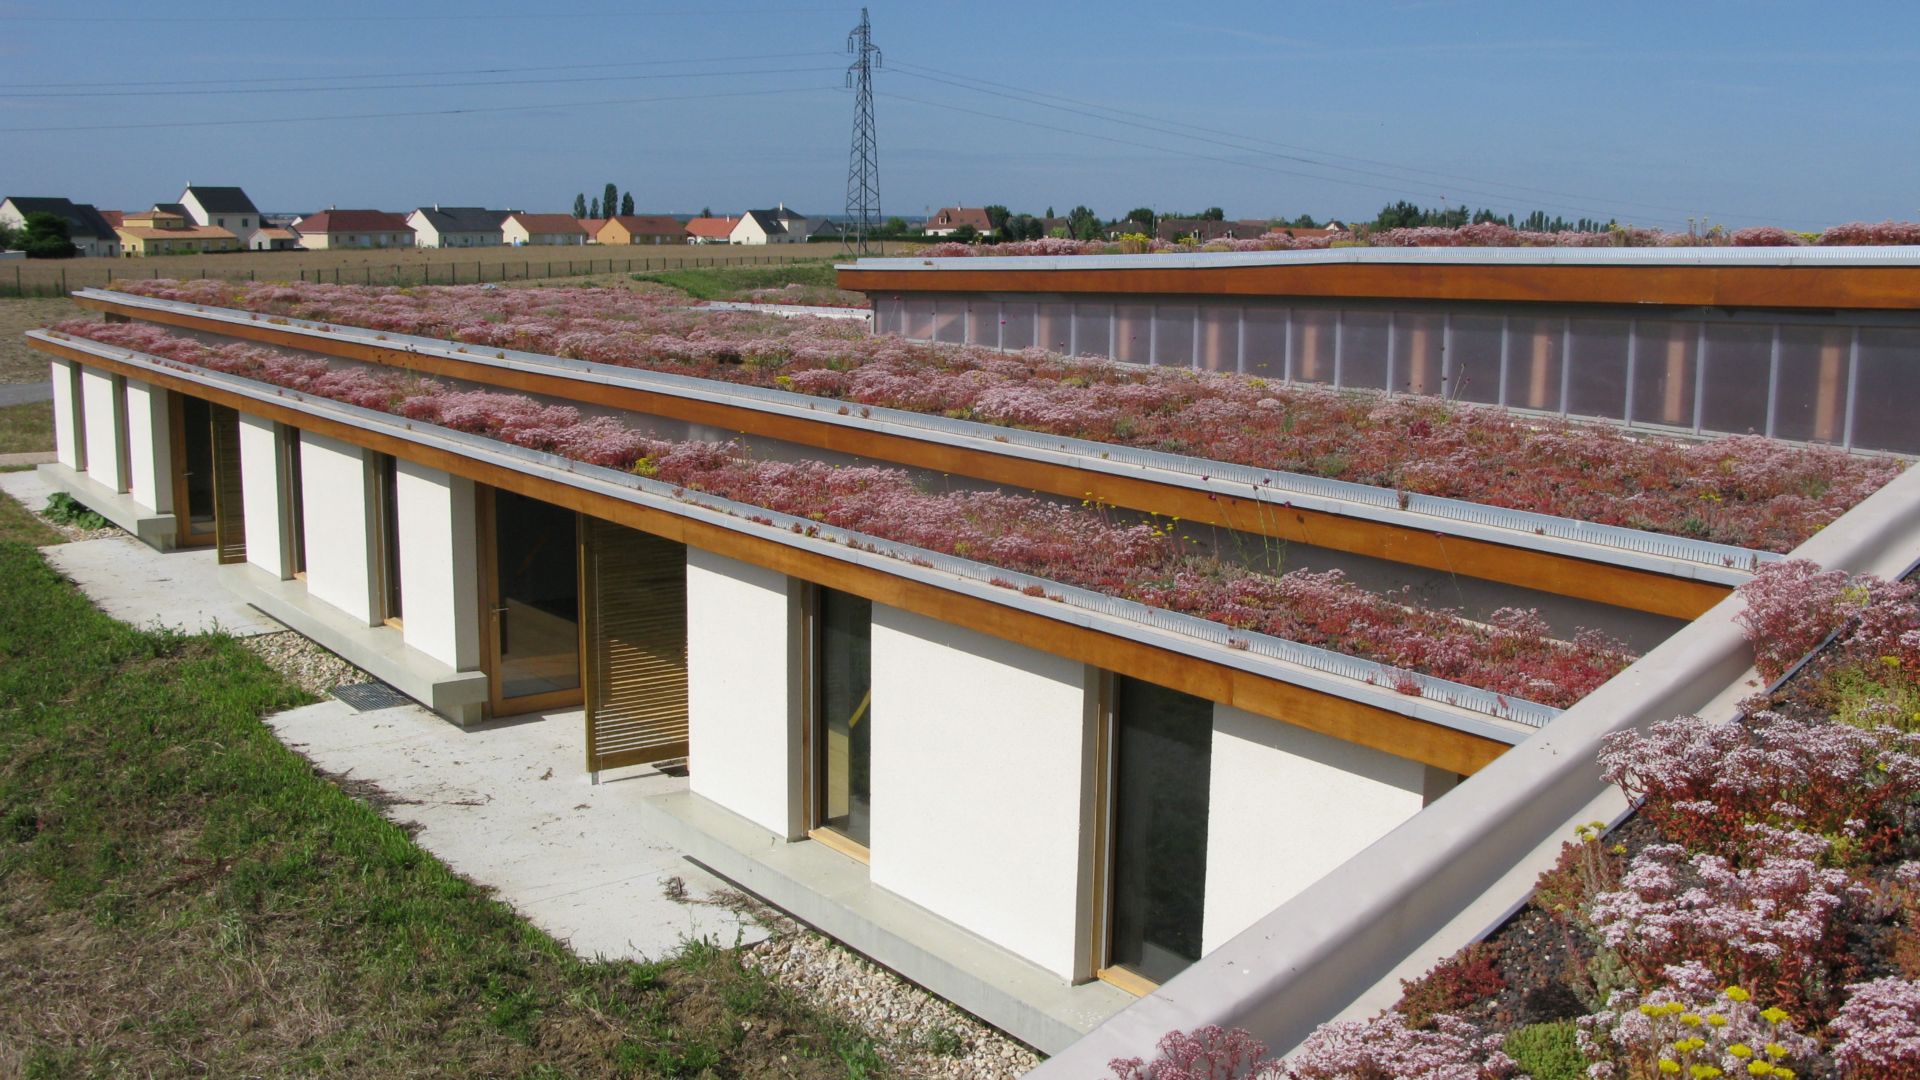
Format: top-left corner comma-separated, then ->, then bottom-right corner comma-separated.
1242,306 -> 1289,380
965,302 -> 999,348
1699,323 -> 1774,436
1152,306 -> 1197,368
1772,325 -> 1852,445
903,298 -> 935,341
1115,304 -> 1153,365
1289,308 -> 1337,385
872,297 -> 901,336
1392,313 -> 1444,397
1505,317 -> 1565,412
1565,318 -> 1631,419
1075,303 -> 1113,359
930,301 -> 964,345
1036,302 -> 1073,355
1631,322 -> 1698,428
1852,326 -> 1920,454
1200,307 -> 1240,373
1338,311 -> 1390,391
1448,314 -> 1505,405
1002,302 -> 1037,351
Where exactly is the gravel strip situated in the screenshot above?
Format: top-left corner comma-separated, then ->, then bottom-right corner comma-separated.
38,512 -> 120,544
743,910 -> 1043,1079
238,630 -> 371,697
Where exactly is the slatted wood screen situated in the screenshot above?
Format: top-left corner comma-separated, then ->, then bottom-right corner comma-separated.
582,516 -> 689,773
210,404 -> 247,565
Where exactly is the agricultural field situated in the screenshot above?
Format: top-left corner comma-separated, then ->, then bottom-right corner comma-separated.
0,240 -> 915,298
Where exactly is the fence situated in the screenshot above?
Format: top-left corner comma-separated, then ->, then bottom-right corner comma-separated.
0,250 -> 830,299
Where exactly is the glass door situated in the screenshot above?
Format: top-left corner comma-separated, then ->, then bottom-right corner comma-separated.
811,587 -> 873,859
480,487 -> 583,717
170,394 -> 217,548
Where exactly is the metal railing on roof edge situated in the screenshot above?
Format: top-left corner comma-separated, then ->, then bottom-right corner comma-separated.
76,288 -> 1772,582
36,327 -> 1558,736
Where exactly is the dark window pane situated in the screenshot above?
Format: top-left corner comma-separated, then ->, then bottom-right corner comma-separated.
1109,676 -> 1212,985
181,394 -> 215,533
820,589 -> 873,847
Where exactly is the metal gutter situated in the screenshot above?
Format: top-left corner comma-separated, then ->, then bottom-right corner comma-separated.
74,288 -> 1771,584
843,245 -> 1920,273
35,328 -> 1553,738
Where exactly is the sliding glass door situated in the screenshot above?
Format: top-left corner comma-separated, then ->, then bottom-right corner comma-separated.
813,588 -> 873,854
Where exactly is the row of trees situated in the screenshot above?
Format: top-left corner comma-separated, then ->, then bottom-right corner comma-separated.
931,205 -> 1327,244
571,183 -> 636,220
1368,200 -> 1615,233
0,213 -> 79,258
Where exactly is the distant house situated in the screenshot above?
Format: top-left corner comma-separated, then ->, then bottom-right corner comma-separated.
577,218 -> 608,243
923,207 -> 993,237
501,213 -> 585,247
250,226 -> 300,252
731,205 -> 814,245
407,206 -> 507,248
177,185 -> 263,249
684,216 -> 738,244
114,209 -> 240,257
597,215 -> 684,246
293,209 -> 414,250
0,196 -> 122,257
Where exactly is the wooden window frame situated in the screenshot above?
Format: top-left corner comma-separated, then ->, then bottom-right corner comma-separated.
803,583 -> 872,865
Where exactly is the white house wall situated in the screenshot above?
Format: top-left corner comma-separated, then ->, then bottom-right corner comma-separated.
50,358 -> 83,470
868,605 -> 1094,980
298,431 -> 379,625
124,380 -> 173,514
1200,704 -> 1449,953
686,548 -> 801,838
79,367 -> 126,492
395,460 -> 480,670
238,415 -> 290,579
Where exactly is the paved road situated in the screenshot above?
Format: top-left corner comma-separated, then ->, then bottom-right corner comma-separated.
0,381 -> 52,407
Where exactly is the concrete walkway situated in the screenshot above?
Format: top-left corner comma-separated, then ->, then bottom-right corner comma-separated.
0,470 -> 762,963
270,701 -> 762,960
0,381 -> 52,407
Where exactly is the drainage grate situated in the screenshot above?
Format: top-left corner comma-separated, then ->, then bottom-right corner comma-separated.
331,682 -> 414,712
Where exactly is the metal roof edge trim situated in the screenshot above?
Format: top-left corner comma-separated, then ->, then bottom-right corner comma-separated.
843,245 -> 1920,272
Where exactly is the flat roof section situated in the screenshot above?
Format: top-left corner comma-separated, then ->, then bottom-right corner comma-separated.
838,246 -> 1920,310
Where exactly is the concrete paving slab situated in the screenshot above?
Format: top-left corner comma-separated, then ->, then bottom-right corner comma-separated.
268,700 -> 764,962
0,466 -> 57,511
40,534 -> 285,637
0,451 -> 56,466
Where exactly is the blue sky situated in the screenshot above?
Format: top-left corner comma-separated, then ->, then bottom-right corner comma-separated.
0,0 -> 1913,229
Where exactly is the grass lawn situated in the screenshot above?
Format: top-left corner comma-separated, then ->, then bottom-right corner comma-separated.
0,401 -> 53,454
0,537 -> 886,1078
0,297 -> 79,383
0,471 -> 61,545
627,262 -> 861,305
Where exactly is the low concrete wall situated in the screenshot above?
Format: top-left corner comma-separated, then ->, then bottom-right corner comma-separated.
686,548 -> 802,838
869,605 -> 1096,981
36,463 -> 175,549
1029,460 -> 1920,1075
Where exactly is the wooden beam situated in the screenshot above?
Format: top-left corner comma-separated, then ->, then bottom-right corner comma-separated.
31,332 -> 1512,775
837,262 -> 1920,311
69,294 -> 1730,620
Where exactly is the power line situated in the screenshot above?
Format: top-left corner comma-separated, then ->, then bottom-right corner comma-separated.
844,7 -> 882,254
0,51 -> 843,91
0,84 -> 841,135
878,87 -> 1692,230
887,59 -> 1760,226
3,64 -> 844,99
0,6 -> 856,22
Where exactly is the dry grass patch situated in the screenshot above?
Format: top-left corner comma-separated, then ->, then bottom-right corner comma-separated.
0,297 -> 80,382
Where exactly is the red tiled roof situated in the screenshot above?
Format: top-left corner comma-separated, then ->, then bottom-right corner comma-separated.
684,216 -> 738,239
607,214 -> 684,236
578,218 -> 608,235
507,213 -> 587,235
297,209 -> 411,234
929,206 -> 992,231
98,209 -> 124,227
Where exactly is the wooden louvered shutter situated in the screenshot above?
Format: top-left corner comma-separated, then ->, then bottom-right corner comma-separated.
210,404 -> 247,565
581,516 -> 689,773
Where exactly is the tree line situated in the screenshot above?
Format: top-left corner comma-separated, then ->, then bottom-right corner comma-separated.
572,183 -> 636,219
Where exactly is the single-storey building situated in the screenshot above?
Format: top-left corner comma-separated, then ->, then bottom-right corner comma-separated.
597,215 -> 685,245
502,213 -> 586,247
407,206 -> 508,249
250,226 -> 300,252
294,209 -> 415,250
0,196 -> 123,257
683,216 -> 738,244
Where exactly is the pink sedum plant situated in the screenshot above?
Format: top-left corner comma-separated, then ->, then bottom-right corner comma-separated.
106,279 -> 1902,553
1108,1024 -> 1285,1079
1575,968 -> 1817,1080
1829,977 -> 1920,1079
1285,1012 -> 1517,1080
53,319 -> 1633,706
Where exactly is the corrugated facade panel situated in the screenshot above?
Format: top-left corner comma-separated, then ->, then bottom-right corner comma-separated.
583,516 -> 690,772
211,404 -> 247,565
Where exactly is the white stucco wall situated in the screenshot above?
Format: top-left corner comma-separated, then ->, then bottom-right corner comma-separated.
298,432 -> 378,625
50,358 -> 83,470
238,415 -> 289,579
1200,705 -> 1448,953
80,367 -> 126,492
686,548 -> 800,838
868,606 -> 1093,980
124,380 -> 173,514
396,461 -> 480,670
